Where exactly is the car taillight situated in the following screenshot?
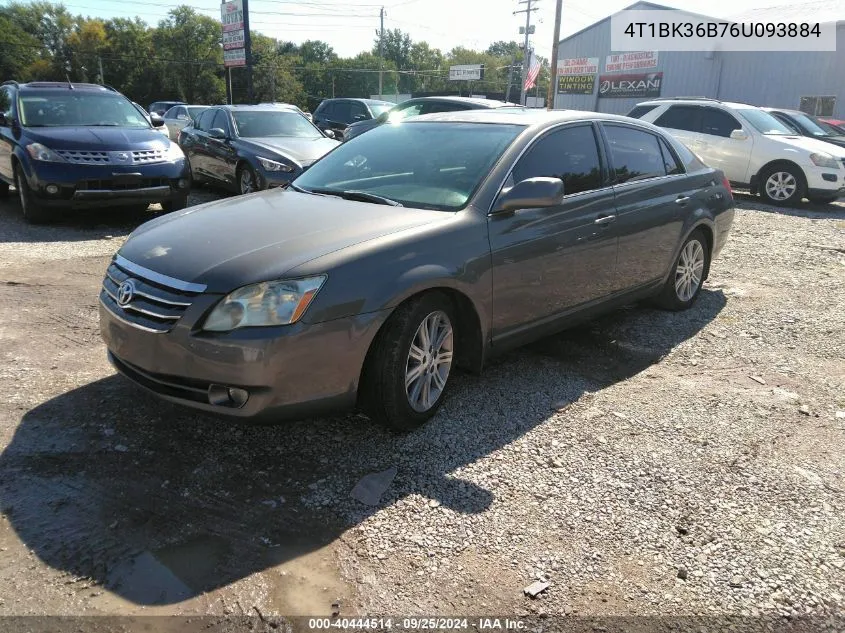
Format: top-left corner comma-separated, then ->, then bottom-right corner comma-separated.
721,175 -> 733,198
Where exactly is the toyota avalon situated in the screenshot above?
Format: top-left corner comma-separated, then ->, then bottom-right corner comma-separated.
100,110 -> 734,431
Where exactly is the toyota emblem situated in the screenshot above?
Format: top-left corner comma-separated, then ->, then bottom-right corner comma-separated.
117,279 -> 136,306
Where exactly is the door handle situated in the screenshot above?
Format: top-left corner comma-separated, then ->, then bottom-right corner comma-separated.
594,214 -> 616,225
675,196 -> 691,205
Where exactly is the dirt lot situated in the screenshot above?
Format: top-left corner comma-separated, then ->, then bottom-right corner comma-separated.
0,186 -> 842,629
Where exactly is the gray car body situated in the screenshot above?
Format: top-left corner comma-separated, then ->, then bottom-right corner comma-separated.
100,109 -> 734,421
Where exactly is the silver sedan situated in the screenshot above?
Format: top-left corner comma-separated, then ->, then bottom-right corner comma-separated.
162,105 -> 209,141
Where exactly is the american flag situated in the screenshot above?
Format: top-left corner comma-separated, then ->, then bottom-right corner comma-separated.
523,52 -> 540,90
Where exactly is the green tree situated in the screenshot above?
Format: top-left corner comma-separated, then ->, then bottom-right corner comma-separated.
102,17 -> 159,104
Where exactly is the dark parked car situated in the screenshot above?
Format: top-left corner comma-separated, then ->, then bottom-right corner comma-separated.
148,100 -> 186,116
178,104 -> 339,194
0,81 -> 190,223
100,110 -> 734,430
763,107 -> 845,149
343,96 -> 519,142
311,98 -> 393,135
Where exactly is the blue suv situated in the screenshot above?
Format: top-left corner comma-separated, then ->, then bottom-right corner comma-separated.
0,81 -> 191,224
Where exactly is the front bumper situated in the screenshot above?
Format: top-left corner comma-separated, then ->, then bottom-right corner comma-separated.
22,158 -> 190,209
804,165 -> 845,198
99,297 -> 390,421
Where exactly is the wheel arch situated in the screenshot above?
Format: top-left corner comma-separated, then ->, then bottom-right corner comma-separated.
754,159 -> 808,195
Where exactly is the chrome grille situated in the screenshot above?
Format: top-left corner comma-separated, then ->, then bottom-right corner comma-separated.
132,149 -> 166,164
57,150 -> 111,164
99,256 -> 205,333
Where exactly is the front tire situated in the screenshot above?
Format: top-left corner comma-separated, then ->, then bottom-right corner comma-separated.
15,166 -> 53,224
654,229 -> 710,311
237,164 -> 259,195
361,292 -> 457,432
759,164 -> 805,206
161,196 -> 187,213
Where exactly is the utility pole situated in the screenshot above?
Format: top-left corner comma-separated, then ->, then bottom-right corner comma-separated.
546,0 -> 562,109
97,56 -> 104,84
514,0 -> 538,106
505,53 -> 517,102
378,7 -> 385,98
243,0 -> 254,103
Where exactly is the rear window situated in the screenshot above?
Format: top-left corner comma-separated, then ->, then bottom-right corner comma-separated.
626,104 -> 659,119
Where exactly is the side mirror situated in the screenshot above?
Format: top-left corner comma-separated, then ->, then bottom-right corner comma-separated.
491,177 -> 565,215
323,129 -> 337,139
729,129 -> 748,140
209,127 -> 228,139
150,113 -> 165,127
376,111 -> 390,123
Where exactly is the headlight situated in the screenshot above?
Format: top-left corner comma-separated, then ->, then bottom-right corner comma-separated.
26,143 -> 64,162
166,142 -> 184,160
809,152 -> 840,169
257,156 -> 295,172
202,276 -> 327,332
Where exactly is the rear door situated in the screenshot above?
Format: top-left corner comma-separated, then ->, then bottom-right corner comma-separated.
0,87 -> 14,183
601,123 -> 696,290
652,104 -> 707,157
488,122 -> 618,340
697,106 -> 754,183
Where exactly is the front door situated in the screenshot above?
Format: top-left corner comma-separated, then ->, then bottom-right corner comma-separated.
0,87 -> 14,183
487,123 -> 619,341
206,109 -> 238,185
696,106 -> 754,183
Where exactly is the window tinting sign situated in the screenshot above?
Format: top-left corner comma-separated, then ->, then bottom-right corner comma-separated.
558,74 -> 596,95
598,72 -> 663,99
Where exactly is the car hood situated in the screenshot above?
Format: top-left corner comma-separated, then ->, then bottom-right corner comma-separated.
117,190 -> 447,292
23,126 -> 172,150
769,134 -> 845,157
240,136 -> 339,166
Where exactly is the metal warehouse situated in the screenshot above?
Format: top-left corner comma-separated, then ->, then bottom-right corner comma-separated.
553,1 -> 845,118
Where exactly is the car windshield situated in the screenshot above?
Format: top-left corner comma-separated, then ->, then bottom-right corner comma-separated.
370,103 -> 393,117
791,112 -> 836,136
736,108 -> 793,135
20,91 -> 150,128
292,122 -> 524,211
187,106 -> 207,121
232,110 -> 321,138
821,120 -> 845,135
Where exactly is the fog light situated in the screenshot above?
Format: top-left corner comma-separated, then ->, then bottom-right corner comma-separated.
178,178 -> 189,189
45,184 -> 59,195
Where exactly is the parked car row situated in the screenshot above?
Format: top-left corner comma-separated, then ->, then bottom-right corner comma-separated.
628,97 -> 845,206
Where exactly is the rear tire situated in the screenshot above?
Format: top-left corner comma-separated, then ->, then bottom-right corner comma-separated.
653,229 -> 710,311
360,292 -> 458,432
15,166 -> 53,224
758,164 -> 805,206
161,196 -> 188,213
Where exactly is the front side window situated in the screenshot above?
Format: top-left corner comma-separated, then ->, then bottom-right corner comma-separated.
604,125 -> 667,183
332,101 -> 352,123
349,101 -> 368,121
195,109 -> 216,131
187,106 -> 206,121
369,103 -> 392,117
293,122 -> 524,211
0,87 -> 12,118
19,91 -> 150,128
232,110 -> 322,138
211,110 -> 231,134
700,107 -> 742,138
387,101 -> 424,122
511,124 -> 603,196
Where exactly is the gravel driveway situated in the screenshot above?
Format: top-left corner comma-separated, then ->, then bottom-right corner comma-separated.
0,187 -> 842,629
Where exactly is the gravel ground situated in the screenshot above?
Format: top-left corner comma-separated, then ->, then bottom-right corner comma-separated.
0,187 -> 842,630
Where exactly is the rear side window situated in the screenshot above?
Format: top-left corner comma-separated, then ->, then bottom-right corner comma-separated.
654,105 -> 701,132
658,137 -> 684,175
349,101 -> 368,120
0,87 -> 12,118
603,125 -> 667,183
316,101 -> 334,118
511,124 -> 604,196
700,107 -> 741,137
423,102 -> 473,114
333,101 -> 352,122
626,104 -> 659,119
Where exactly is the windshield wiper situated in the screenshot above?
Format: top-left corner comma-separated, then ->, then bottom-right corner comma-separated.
325,189 -> 403,206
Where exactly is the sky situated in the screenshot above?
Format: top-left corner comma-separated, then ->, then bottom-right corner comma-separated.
5,0 -> 811,60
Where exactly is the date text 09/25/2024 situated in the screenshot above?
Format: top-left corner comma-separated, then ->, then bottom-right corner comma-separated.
307,618 -> 526,630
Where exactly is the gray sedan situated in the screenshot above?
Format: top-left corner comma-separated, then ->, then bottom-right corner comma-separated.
99,110 -> 735,431
162,104 -> 209,141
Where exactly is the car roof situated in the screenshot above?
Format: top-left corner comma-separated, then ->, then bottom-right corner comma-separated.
18,82 -> 113,92
404,108 -> 660,129
321,98 -> 393,105
406,96 -> 518,108
219,104 -> 299,112
761,107 -> 808,116
637,98 -> 759,110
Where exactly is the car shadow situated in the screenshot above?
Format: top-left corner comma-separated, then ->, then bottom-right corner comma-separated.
733,191 -> 845,220
0,290 -> 726,606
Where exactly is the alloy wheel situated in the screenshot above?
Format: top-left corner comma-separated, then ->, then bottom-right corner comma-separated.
764,171 -> 797,201
675,239 -> 705,302
405,310 -> 454,413
240,169 -> 255,194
